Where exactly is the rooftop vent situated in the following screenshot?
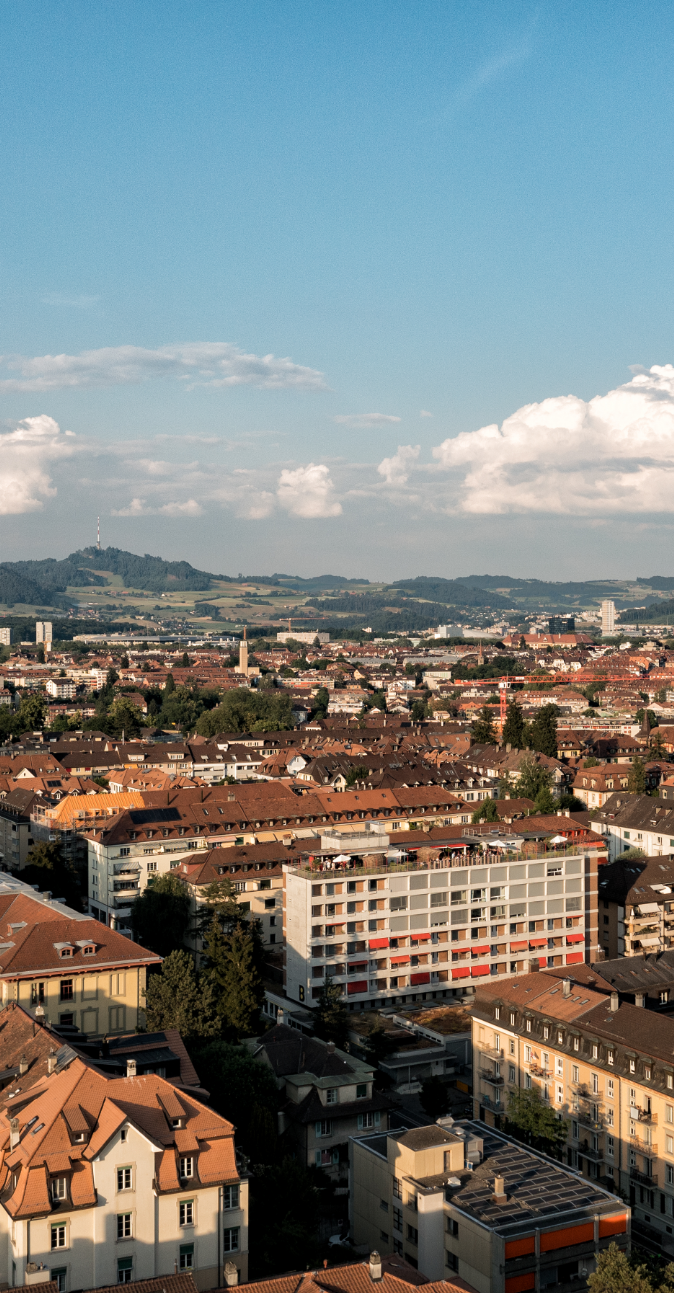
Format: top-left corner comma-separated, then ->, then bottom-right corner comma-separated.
369,1252 -> 382,1282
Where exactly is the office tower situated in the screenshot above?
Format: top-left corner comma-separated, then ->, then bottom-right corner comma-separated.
601,601 -> 616,635
35,621 -> 53,643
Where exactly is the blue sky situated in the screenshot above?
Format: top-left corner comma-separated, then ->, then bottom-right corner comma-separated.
2,0 -> 674,580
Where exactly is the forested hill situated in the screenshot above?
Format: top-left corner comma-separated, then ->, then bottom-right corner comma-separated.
0,547 -> 227,605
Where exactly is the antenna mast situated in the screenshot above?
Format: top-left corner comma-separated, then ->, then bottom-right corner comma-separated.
97,517 -> 100,551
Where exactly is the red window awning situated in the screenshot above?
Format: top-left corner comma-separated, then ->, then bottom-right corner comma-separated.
510,941 -> 528,951
411,933 -> 431,942
410,972 -> 431,986
566,951 -> 584,964
566,932 -> 585,943
390,954 -> 411,965
369,938 -> 389,949
347,980 -> 368,995
471,944 -> 490,956
536,956 -> 547,967
452,966 -> 470,979
348,960 -> 367,969
472,964 -> 490,977
529,938 -> 547,947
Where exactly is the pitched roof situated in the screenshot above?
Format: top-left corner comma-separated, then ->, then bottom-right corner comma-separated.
242,1256 -> 477,1293
258,1025 -> 356,1079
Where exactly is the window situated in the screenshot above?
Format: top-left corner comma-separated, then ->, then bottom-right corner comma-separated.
60,980 -> 73,1001
509,1066 -> 516,1082
495,1007 -> 500,1020
51,1269 -> 67,1293
356,1083 -> 367,1098
592,1045 -> 598,1060
315,1120 -> 333,1137
407,1225 -> 419,1244
358,1112 -> 381,1130
380,1199 -> 389,1213
667,1106 -> 674,1125
380,1231 -> 389,1244
526,1019 -> 532,1033
555,1057 -> 563,1077
51,1225 -> 67,1251
223,1227 -> 240,1253
117,1214 -> 132,1239
667,1137 -> 674,1157
179,1157 -> 194,1179
179,1200 -> 194,1226
117,1258 -> 133,1284
607,1136 -> 614,1157
630,1060 -> 636,1073
393,1178 -> 402,1199
572,1066 -> 579,1083
179,1245 -> 194,1270
223,1184 -> 239,1210
117,1167 -> 132,1191
326,1089 -> 338,1105
51,1177 -> 67,1201
573,1037 -> 579,1052
608,1050 -> 614,1066
446,1253 -> 459,1273
510,1013 -> 515,1026
543,1027 -> 549,1041
668,1165 -> 674,1187
592,1074 -> 599,1094
524,1045 -> 531,1062
393,1206 -> 403,1233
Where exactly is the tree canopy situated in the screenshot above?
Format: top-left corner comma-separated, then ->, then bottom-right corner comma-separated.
502,700 -> 525,749
529,703 -> 559,758
196,688 -> 294,735
144,950 -> 221,1040
131,872 -> 192,957
313,979 -> 349,1049
506,1086 -> 567,1157
471,706 -> 497,744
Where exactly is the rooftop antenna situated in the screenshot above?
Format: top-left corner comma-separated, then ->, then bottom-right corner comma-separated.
97,517 -> 100,551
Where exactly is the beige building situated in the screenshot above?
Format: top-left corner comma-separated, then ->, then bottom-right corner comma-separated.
0,1054 -> 248,1291
472,970 -> 674,1252
350,1118 -> 628,1293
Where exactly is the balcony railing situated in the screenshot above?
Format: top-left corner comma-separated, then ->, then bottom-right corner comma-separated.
481,1046 -> 504,1061
579,1144 -> 603,1162
632,1138 -> 658,1157
630,1167 -> 658,1186
636,1108 -> 658,1124
530,1065 -> 552,1078
577,1110 -> 603,1131
480,1092 -> 502,1110
480,1070 -> 505,1086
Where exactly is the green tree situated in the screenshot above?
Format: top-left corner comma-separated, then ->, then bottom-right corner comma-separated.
202,914 -> 265,1039
365,1019 -> 397,1068
471,706 -> 497,744
410,699 -> 428,721
587,1244 -> 653,1293
506,1086 -> 568,1157
517,753 -> 553,803
160,684 -> 203,732
502,700 -> 526,748
131,872 -> 192,957
20,841 -> 84,911
196,688 -> 294,735
558,793 -> 586,812
181,652 -> 191,666
312,686 -> 329,718
18,692 -> 47,731
189,1039 -> 281,1156
313,978 -> 349,1049
248,1157 -> 326,1277
583,757 -> 600,768
471,798 -> 500,823
529,704 -> 559,758
420,1075 -> 451,1119
628,756 -> 646,794
143,949 -> 221,1040
164,672 -> 176,694
345,764 -> 369,787
534,784 -> 557,814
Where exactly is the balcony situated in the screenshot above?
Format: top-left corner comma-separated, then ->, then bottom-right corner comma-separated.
636,1108 -> 658,1124
630,1167 -> 658,1186
530,1065 -> 552,1078
481,1046 -> 504,1061
480,1070 -> 505,1086
479,1092 -> 502,1111
577,1110 -> 603,1132
579,1143 -> 603,1162
631,1137 -> 658,1157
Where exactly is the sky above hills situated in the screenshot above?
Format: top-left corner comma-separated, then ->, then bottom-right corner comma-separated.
2,1 -> 674,580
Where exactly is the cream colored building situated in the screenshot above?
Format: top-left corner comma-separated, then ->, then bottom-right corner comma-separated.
350,1119 -> 628,1293
0,1056 -> 248,1292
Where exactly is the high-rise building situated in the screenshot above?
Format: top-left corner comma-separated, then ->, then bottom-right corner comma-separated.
601,601 -> 616,635
0,627 -> 10,646
548,616 -> 575,633
35,621 -> 53,643
238,627 -> 249,675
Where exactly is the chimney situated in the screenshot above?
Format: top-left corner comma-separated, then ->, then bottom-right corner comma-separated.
529,958 -> 540,973
326,1040 -> 336,1053
47,1050 -> 57,1074
492,1175 -> 507,1203
18,1055 -> 28,1076
562,978 -> 572,998
276,1007 -> 284,1025
224,1263 -> 238,1287
9,1117 -> 19,1149
41,891 -> 52,901
369,1252 -> 383,1282
126,1057 -> 137,1078
635,992 -> 646,1008
610,992 -> 619,1012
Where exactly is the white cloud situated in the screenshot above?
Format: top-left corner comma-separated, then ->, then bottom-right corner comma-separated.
111,498 -> 203,517
377,444 -> 421,487
420,409 -> 433,418
276,463 -> 342,518
333,413 -> 401,427
0,342 -> 327,393
432,364 -> 674,515
0,415 -> 75,514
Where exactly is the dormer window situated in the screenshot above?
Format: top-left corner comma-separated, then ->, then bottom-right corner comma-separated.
51,1176 -> 67,1201
82,945 -> 95,956
179,1156 -> 193,1178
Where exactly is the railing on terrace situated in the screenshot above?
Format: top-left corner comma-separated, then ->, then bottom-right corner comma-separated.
293,840 -> 605,877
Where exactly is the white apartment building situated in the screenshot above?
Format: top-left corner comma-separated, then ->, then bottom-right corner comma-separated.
35,622 -> 53,643
0,629 -> 10,646
0,1055 -> 248,1291
284,846 -> 600,1012
601,601 -> 616,636
46,679 -> 78,700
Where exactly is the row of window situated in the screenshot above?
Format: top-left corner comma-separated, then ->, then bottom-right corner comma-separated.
492,1014 -> 674,1083
315,1112 -> 380,1136
51,1216 -> 240,1255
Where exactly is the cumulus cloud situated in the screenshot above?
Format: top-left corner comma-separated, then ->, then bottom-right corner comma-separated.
0,342 -> 327,393
0,415 -> 75,514
377,444 -> 421,487
111,498 -> 203,517
420,409 -> 433,418
276,463 -> 342,518
432,364 -> 674,515
333,413 -> 401,427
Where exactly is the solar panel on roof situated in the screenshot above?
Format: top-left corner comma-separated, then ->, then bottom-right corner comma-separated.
128,808 -> 181,824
